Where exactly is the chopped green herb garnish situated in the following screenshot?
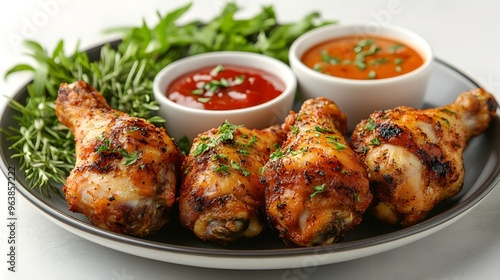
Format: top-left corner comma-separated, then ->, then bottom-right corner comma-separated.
231,160 -> 251,177
313,63 -> 322,72
320,50 -> 340,65
3,2 -> 335,197
310,183 -> 327,198
358,39 -> 374,48
326,136 -> 347,151
127,127 -> 141,133
97,137 -> 115,153
440,108 -> 456,114
369,57 -> 389,66
314,126 -> 333,133
258,166 -> 265,175
193,142 -> 212,157
120,149 -> 139,166
192,88 -> 205,95
353,42 -> 380,70
218,121 -> 241,142
192,121 -> 241,156
213,164 -> 230,174
249,135 -> 258,145
212,154 -> 228,161
370,137 -> 381,146
353,60 -> 367,70
197,97 -> 211,103
96,136 -> 140,166
367,70 -> 377,79
389,44 -> 404,54
441,118 -> 451,129
353,192 -> 360,202
287,148 -> 298,156
341,169 -> 351,176
238,149 -> 250,156
233,75 -> 245,86
210,64 -> 225,76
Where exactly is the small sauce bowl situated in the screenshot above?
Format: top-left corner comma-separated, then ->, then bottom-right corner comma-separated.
289,23 -> 433,131
153,51 -> 297,142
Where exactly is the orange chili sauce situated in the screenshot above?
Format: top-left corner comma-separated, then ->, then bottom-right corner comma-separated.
301,35 -> 424,80
166,65 -> 284,110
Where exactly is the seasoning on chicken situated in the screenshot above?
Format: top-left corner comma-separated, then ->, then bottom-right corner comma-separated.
350,88 -> 498,227
179,121 -> 286,244
262,97 -> 372,247
55,81 -> 182,237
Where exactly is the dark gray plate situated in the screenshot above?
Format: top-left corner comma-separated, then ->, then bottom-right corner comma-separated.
1,53 -> 499,269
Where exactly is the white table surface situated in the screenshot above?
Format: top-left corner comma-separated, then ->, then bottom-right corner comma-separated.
1,0 -> 500,279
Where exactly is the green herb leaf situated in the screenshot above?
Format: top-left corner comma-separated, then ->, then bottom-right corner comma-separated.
193,142 -> 211,156
326,136 -> 347,151
369,57 -> 389,66
97,137 -> 115,153
314,126 -> 333,133
310,183 -> 327,198
120,149 -> 139,166
364,118 -> 376,131
270,147 -> 284,161
3,3 -> 335,197
320,50 -> 340,65
192,88 -> 204,95
367,70 -> 377,79
370,137 -> 381,146
177,136 -> 191,155
4,64 -> 35,79
210,64 -> 225,76
353,192 -> 360,202
231,160 -> 251,177
213,164 -> 230,174
197,97 -> 211,103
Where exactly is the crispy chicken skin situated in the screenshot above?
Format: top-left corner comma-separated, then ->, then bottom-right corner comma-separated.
55,81 -> 182,237
179,121 -> 286,243
350,88 -> 498,227
262,97 -> 372,247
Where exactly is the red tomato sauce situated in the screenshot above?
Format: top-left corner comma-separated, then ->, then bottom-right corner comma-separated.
166,64 -> 284,110
301,35 -> 424,80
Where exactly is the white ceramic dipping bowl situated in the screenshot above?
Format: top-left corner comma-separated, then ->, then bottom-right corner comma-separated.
289,23 -> 433,131
153,51 -> 297,142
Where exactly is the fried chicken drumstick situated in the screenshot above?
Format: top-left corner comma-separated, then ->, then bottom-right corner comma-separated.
179,121 -> 286,243
350,88 -> 498,227
262,97 -> 372,247
55,81 -> 182,237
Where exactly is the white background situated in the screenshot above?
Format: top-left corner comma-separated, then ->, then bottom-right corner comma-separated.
1,0 -> 500,279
